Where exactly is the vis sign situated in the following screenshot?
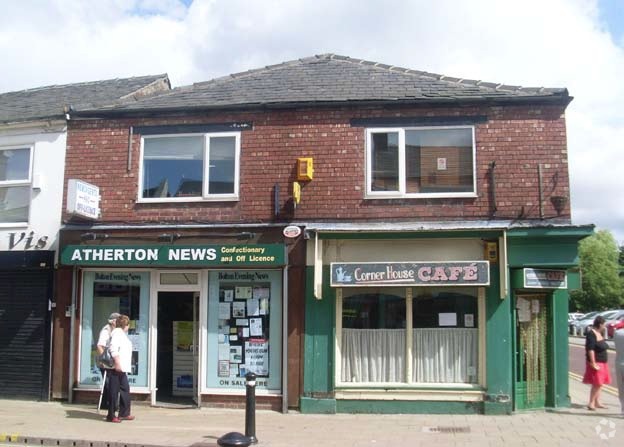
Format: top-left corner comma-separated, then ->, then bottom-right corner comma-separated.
331,261 -> 490,287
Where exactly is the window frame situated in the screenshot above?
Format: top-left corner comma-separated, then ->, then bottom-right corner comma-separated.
0,144 -> 34,226
365,125 -> 477,199
334,286 -> 486,389
138,131 -> 241,203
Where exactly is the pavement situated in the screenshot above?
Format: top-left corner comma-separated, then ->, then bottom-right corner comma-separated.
0,377 -> 622,447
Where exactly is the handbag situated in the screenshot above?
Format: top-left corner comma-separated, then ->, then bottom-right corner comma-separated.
97,347 -> 115,369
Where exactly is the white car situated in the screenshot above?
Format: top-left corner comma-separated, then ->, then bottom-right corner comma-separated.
574,310 -> 619,335
570,311 -> 599,334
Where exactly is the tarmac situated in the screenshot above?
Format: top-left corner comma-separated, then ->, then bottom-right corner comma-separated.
0,377 -> 622,447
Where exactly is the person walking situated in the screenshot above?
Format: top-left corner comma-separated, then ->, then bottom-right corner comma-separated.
583,315 -> 611,410
96,312 -> 120,410
614,326 -> 624,415
106,314 -> 134,423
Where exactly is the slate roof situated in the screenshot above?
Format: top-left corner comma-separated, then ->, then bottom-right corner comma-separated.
75,54 -> 570,115
0,74 -> 170,124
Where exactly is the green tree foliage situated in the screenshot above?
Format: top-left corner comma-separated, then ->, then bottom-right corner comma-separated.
571,230 -> 623,311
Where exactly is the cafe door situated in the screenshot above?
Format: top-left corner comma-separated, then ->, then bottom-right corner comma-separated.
513,293 -> 549,410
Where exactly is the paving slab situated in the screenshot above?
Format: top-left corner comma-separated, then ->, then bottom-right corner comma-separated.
0,377 -> 621,447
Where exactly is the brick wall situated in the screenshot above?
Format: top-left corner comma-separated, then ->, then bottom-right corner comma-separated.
64,104 -> 571,223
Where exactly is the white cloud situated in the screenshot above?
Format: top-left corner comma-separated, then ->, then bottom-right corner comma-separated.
1,0 -> 622,242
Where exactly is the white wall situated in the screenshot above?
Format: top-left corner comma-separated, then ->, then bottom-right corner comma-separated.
0,122 -> 67,254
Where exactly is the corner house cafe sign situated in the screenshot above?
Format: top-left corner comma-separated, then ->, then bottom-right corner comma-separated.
61,244 -> 285,267
331,261 -> 490,287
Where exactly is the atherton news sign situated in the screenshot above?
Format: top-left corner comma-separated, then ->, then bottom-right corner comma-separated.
61,244 -> 285,266
331,261 -> 490,287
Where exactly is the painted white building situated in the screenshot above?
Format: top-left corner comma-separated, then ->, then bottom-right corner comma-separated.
0,75 -> 170,400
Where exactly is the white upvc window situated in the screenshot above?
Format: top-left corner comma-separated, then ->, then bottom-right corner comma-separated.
0,145 -> 33,225
138,132 -> 241,203
365,126 -> 477,199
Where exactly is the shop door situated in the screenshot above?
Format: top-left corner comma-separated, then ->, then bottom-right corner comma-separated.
513,293 -> 548,410
156,291 -> 199,406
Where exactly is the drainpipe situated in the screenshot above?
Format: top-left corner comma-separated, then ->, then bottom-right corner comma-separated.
538,164 -> 544,220
281,259 -> 289,414
68,266 -> 77,403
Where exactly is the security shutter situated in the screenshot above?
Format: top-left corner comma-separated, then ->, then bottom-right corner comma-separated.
0,269 -> 52,400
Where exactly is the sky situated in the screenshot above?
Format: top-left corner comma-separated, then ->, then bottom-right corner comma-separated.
1,0 -> 623,243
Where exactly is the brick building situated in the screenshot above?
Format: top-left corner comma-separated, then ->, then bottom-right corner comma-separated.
54,54 -> 592,414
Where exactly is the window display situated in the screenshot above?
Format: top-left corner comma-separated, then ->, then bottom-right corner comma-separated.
207,270 -> 281,392
339,286 -> 479,386
79,271 -> 150,387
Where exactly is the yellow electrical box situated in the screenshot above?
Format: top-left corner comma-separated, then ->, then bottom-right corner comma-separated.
485,241 -> 498,263
293,181 -> 301,205
297,157 -> 314,181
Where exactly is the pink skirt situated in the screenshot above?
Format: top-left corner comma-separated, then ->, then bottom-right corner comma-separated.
582,362 -> 611,385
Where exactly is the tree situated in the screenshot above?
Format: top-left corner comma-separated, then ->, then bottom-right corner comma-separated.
571,230 -> 623,311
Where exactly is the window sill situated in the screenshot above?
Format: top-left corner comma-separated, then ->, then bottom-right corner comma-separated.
365,192 -> 478,200
335,387 -> 484,402
136,196 -> 239,204
0,222 -> 29,228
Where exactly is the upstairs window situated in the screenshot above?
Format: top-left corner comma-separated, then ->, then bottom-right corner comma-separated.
0,146 -> 32,224
139,132 -> 240,202
366,126 -> 476,198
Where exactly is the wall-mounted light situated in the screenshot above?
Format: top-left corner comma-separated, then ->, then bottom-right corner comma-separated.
550,195 -> 568,216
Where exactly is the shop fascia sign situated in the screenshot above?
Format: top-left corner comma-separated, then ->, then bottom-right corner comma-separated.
66,179 -> 101,220
61,244 -> 285,266
523,268 -> 567,289
331,261 -> 490,287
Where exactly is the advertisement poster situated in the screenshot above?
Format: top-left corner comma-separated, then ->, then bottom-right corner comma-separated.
244,341 -> 269,376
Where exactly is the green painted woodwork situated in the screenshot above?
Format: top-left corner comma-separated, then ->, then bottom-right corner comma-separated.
551,288 -> 571,407
483,264 -> 514,414
567,270 -> 581,290
303,267 -> 335,396
300,397 -> 336,414
336,399 -> 483,414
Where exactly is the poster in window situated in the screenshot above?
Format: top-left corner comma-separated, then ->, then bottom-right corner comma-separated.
464,314 -> 474,328
247,298 -> 260,316
218,302 -> 231,320
249,318 -> 263,336
245,340 -> 269,376
232,301 -> 246,318
235,286 -> 252,299
230,345 -> 242,363
218,360 -> 230,377
253,286 -> 270,299
438,312 -> 457,327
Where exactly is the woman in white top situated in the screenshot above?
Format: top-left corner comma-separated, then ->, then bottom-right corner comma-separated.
106,314 -> 134,423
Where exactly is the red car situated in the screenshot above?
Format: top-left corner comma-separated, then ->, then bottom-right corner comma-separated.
607,316 -> 624,338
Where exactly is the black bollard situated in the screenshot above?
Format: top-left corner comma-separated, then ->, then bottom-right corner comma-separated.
245,372 -> 258,444
217,432 -> 251,447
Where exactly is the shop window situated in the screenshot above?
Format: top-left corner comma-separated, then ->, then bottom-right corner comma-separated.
412,288 -> 478,384
338,286 -> 479,386
0,146 -> 32,224
139,132 -> 240,202
342,289 -> 406,383
79,272 -> 150,387
206,270 -> 282,393
366,126 -> 475,198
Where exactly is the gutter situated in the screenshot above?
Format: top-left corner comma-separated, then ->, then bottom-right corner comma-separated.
68,95 -> 573,120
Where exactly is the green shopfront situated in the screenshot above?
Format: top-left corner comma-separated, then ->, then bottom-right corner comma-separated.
60,243 -> 287,409
300,224 -> 592,415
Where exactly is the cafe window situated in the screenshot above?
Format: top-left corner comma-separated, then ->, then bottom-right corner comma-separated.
366,126 -> 476,198
79,271 -> 150,387
139,132 -> 240,202
339,287 -> 479,386
0,146 -> 32,224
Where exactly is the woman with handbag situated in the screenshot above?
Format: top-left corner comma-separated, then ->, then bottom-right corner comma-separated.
96,312 -> 120,410
106,314 -> 135,423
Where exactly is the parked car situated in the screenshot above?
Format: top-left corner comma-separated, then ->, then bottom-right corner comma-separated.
568,312 -> 584,323
569,311 -> 599,335
574,310 -> 620,335
606,312 -> 624,338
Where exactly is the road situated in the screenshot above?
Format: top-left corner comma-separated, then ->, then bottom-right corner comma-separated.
569,336 -> 618,396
